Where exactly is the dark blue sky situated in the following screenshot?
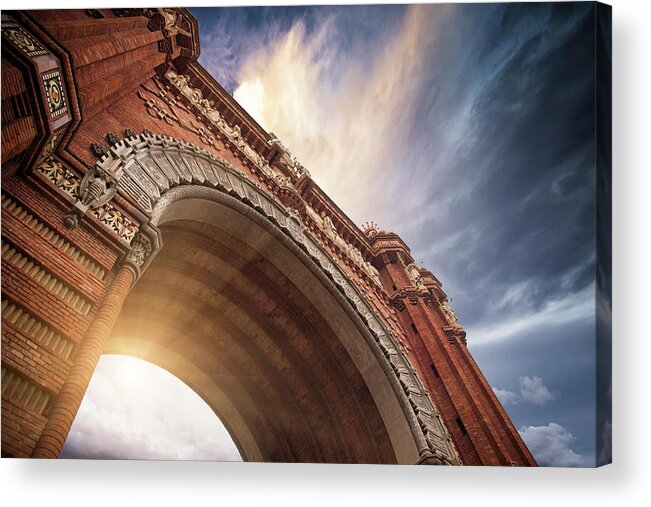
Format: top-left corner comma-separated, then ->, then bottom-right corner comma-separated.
188,3 -> 602,466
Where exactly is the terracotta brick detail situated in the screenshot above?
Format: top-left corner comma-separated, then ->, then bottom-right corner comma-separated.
32,266 -> 134,458
1,395 -> 47,457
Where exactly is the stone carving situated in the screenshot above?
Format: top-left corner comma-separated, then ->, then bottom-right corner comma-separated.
441,299 -> 458,324
362,221 -> 379,238
125,233 -> 152,269
156,8 -> 192,38
406,263 -> 426,289
289,157 -> 310,179
106,132 -> 120,145
38,129 -> 65,164
267,133 -> 310,179
63,164 -> 121,228
35,157 -> 138,242
90,142 -> 106,158
260,161 -> 291,187
36,158 -> 79,199
90,205 -> 139,243
166,70 -> 282,179
320,212 -> 337,240
304,206 -> 381,286
267,132 -> 290,153
80,166 -> 120,207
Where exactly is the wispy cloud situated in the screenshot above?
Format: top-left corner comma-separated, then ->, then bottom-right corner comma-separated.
219,5 -> 454,226
492,387 -> 520,406
519,375 -> 554,405
468,282 -> 594,346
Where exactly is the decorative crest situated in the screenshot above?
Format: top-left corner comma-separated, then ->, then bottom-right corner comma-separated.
63,161 -> 123,229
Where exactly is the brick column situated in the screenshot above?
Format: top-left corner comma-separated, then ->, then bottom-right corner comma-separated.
31,265 -> 135,458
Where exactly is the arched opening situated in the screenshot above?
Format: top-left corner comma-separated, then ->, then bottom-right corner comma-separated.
103,189 -> 423,463
60,354 -> 242,461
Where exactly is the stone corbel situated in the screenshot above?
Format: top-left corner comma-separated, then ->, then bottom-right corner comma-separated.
122,226 -> 161,282
63,164 -> 122,228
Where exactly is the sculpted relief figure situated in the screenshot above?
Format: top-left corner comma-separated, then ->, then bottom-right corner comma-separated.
321,212 -> 338,241
158,8 -> 193,38
441,299 -> 459,324
406,263 -> 426,289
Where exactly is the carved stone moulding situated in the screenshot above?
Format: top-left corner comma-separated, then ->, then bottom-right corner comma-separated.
164,70 -> 304,184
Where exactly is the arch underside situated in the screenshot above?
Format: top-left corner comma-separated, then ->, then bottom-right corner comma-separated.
110,217 -> 401,463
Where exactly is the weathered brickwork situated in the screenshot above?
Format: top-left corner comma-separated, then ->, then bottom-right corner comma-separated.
1,9 -> 536,465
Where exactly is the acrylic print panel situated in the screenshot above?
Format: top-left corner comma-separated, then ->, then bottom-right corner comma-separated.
0,2 -> 611,467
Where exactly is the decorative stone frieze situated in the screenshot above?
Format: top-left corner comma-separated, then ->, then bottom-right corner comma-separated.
35,158 -> 138,243
442,325 -> 467,346
441,299 -> 458,324
165,70 -> 307,185
305,205 -> 382,286
62,162 -> 122,229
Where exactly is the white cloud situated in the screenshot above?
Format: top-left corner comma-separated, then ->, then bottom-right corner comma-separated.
519,423 -> 590,467
492,387 -> 520,406
519,375 -> 554,406
61,355 -> 242,461
493,375 -> 554,406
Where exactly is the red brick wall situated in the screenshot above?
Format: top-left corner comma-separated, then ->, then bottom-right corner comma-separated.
1,174 -> 119,456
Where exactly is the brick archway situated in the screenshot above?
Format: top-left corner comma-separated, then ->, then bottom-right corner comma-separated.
94,138 -> 460,464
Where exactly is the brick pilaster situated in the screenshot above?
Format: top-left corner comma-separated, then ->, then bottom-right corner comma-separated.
31,265 -> 135,458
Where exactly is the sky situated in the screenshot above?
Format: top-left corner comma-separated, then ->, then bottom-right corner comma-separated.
61,355 -> 241,461
63,3 -> 607,467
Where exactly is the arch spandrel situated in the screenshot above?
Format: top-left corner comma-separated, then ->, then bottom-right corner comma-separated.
88,132 -> 461,465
